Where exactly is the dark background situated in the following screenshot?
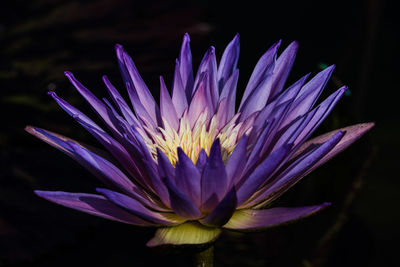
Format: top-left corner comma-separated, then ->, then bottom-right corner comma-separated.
0,0 -> 398,266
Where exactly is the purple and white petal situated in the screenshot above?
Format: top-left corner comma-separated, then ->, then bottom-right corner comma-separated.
223,203 -> 330,231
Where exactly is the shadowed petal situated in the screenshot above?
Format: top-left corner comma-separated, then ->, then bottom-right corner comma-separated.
97,188 -> 183,225
217,33 -> 240,90
179,33 -> 194,98
246,131 -> 345,208
103,75 -> 141,129
35,191 -> 155,226
201,139 -> 228,211
237,144 -> 292,206
223,203 -> 330,231
64,72 -> 121,136
226,135 -> 248,187
122,50 -> 161,125
293,123 -> 375,170
196,149 -> 207,171
239,40 -> 281,109
268,41 -> 299,100
159,76 -> 179,130
147,221 -> 221,247
175,148 -> 201,206
282,65 -> 335,125
200,187 -> 237,227
219,69 -> 239,120
163,177 -> 202,219
172,59 -> 188,117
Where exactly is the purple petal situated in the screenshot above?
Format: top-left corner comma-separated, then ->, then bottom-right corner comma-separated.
175,148 -> 201,206
219,69 -> 239,121
64,72 -> 121,136
157,148 -> 176,180
293,123 -> 375,171
122,51 -> 161,125
172,59 -> 188,117
196,149 -> 207,171
282,65 -> 335,125
187,73 -> 208,127
200,187 -> 237,227
223,203 -> 330,230
246,131 -> 345,208
126,82 -> 157,130
217,33 -> 240,90
239,40 -> 281,109
268,41 -> 299,100
163,177 -> 202,219
226,135 -> 248,187
35,191 -> 155,226
179,33 -> 194,98
236,144 -> 292,206
241,121 -> 273,179
201,139 -> 228,211
102,75 -> 141,129
193,46 -> 218,110
97,188 -> 182,225
67,141 -> 136,194
159,76 -> 179,130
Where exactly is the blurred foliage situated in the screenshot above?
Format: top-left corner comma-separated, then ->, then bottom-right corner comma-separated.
0,0 -> 399,266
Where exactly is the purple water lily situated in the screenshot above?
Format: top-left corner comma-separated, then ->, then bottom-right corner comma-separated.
26,33 -> 373,246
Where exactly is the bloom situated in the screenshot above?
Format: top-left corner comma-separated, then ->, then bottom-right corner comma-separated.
27,33 -> 373,246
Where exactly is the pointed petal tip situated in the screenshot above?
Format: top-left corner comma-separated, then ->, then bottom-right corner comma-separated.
64,71 -> 73,77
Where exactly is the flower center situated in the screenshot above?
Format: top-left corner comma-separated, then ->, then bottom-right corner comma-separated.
144,112 -> 243,166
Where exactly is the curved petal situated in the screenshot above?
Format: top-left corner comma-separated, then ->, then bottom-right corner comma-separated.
96,188 -> 183,225
246,131 -> 345,208
146,221 -> 221,247
179,33 -> 194,98
200,187 -> 237,227
175,148 -> 201,206
223,203 -> 330,231
35,191 -> 154,226
201,139 -> 228,211
217,33 -> 240,90
163,177 -> 202,220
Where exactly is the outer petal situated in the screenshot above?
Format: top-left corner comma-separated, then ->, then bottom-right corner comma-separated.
247,131 -> 345,208
179,33 -> 194,98
201,139 -> 228,211
64,72 -> 121,136
97,188 -> 183,225
268,40 -> 299,100
226,135 -> 248,187
35,191 -> 154,226
217,33 -> 240,90
122,51 -> 161,125
147,222 -> 221,247
200,187 -> 237,227
292,123 -> 375,170
282,65 -> 335,125
239,40 -> 281,109
163,177 -> 202,220
223,203 -> 330,231
175,148 -> 201,206
236,144 -> 292,206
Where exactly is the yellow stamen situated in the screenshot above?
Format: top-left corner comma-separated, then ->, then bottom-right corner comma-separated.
144,111 -> 242,166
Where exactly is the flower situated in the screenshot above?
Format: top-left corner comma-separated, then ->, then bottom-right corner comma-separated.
26,33 -> 373,247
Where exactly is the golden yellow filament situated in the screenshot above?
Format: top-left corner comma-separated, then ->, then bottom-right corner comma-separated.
144,111 -> 244,166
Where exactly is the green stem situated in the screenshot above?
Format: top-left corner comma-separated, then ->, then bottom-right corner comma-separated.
194,245 -> 214,267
